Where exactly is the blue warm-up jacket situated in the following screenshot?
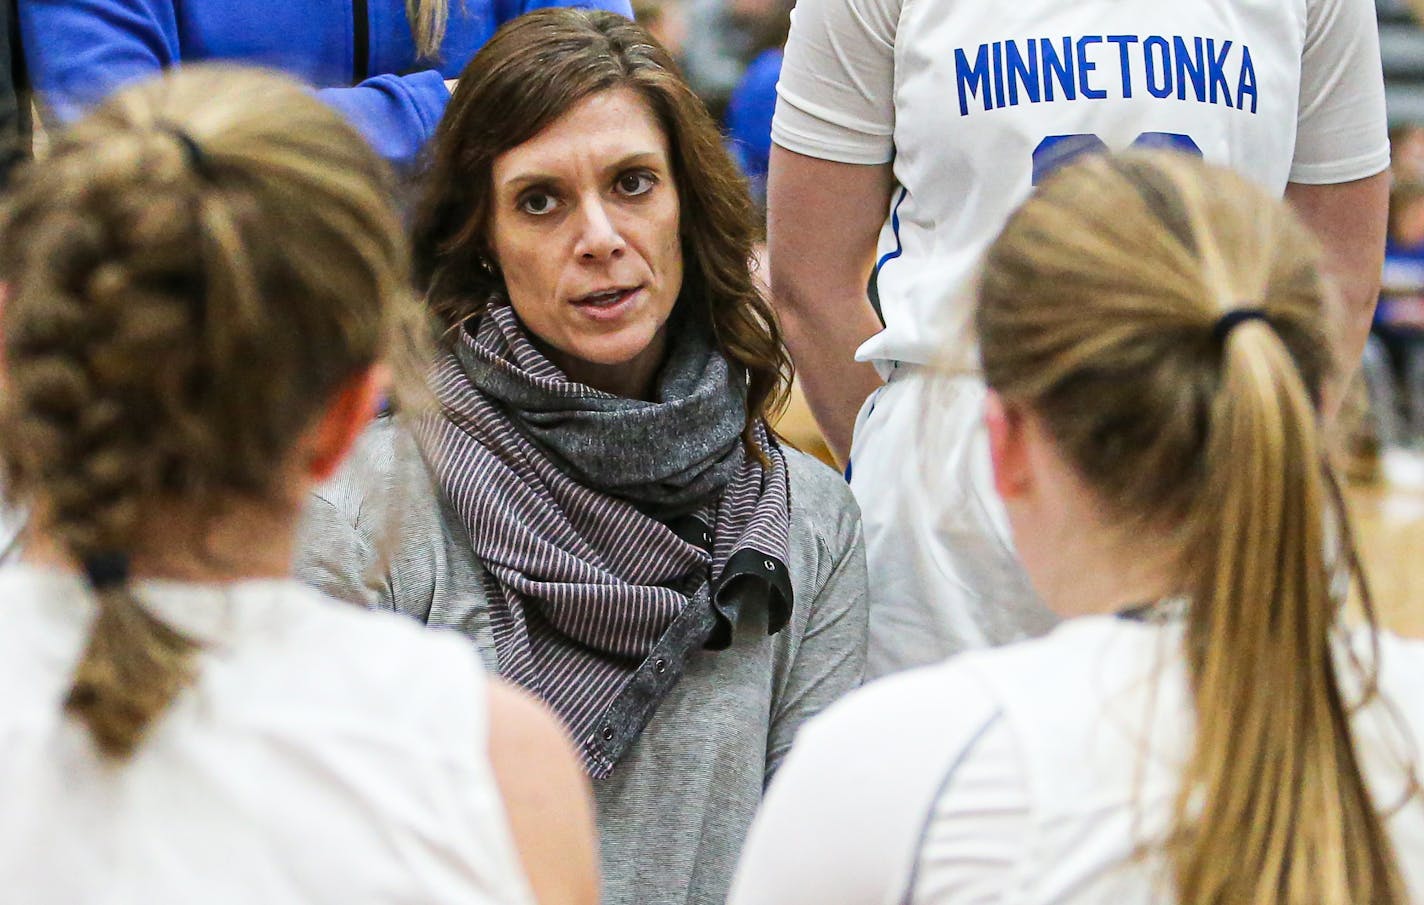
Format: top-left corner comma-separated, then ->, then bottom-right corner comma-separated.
724,47 -> 781,207
19,0 -> 633,168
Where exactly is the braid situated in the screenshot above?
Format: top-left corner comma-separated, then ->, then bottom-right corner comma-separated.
0,134 -> 214,756
0,66 -> 414,760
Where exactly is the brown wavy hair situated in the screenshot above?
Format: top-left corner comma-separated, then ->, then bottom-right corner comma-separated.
412,7 -> 792,451
0,66 -> 411,759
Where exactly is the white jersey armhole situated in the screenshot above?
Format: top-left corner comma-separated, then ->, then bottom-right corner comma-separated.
726,664 -> 1011,905
411,628 -> 539,905
910,711 -> 1029,904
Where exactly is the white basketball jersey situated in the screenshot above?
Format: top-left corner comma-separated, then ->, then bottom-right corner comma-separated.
727,618 -> 1424,904
0,567 -> 535,905
773,0 -> 1389,367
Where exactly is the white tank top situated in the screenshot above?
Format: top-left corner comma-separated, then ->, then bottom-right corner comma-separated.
0,565 -> 535,905
729,616 -> 1424,903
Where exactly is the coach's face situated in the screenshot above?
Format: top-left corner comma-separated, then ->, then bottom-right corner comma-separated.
488,87 -> 683,400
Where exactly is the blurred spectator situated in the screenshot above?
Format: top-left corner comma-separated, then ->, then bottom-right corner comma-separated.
632,0 -> 687,56
1390,124 -> 1424,183
1375,178 -> 1424,443
723,0 -> 792,208
17,0 -> 632,169
680,0 -> 767,118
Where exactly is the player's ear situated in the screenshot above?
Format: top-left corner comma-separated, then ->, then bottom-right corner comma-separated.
985,389 -> 1031,501
302,363 -> 388,483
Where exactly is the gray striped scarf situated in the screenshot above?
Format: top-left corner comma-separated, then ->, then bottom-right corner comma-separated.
414,302 -> 791,776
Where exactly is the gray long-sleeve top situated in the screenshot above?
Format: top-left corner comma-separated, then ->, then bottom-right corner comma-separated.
295,418 -> 869,905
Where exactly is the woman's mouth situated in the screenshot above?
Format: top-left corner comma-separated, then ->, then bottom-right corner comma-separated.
571,286 -> 641,319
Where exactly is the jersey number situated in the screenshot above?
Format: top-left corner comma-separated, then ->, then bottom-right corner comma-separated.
1031,132 -> 1202,185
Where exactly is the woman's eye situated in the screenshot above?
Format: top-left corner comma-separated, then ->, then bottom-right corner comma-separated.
519,192 -> 557,215
616,172 -> 656,197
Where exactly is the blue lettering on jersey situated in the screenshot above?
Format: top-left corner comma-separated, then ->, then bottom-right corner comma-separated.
952,33 -> 1259,117
1238,45 -> 1258,113
1006,38 -> 1040,105
1077,36 -> 1106,99
1107,35 -> 1138,98
955,44 -> 992,115
1042,37 -> 1077,103
1174,36 -> 1206,102
1144,35 -> 1173,98
992,40 -> 1007,109
1207,38 -> 1233,105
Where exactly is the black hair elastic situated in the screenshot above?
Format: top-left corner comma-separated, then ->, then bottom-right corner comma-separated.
1212,308 -> 1271,345
159,125 -> 214,180
82,552 -> 131,590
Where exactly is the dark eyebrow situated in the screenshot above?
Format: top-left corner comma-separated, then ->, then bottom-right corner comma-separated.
501,172 -> 561,195
499,149 -> 666,195
603,150 -> 664,174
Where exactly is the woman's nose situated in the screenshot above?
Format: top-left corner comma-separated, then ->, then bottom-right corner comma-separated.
574,198 -> 626,261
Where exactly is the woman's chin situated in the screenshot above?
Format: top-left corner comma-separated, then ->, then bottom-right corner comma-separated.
566,338 -> 661,370
541,326 -> 669,397
559,319 -> 666,365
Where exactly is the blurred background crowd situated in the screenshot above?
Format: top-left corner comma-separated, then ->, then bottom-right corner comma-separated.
1360,0 -> 1424,463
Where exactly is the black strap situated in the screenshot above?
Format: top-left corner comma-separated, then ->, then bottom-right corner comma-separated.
351,0 -> 370,84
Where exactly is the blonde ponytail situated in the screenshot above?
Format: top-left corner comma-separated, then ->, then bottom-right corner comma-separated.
975,150 -> 1407,905
1171,319 -> 1402,903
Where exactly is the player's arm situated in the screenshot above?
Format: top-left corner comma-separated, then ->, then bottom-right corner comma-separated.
1284,171 -> 1389,408
1286,0 -> 1390,414
487,680 -> 600,905
766,0 -> 900,465
768,147 -> 893,464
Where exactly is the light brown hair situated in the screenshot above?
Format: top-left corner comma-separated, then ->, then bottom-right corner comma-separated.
0,65 -> 411,759
976,151 -> 1406,905
412,7 -> 791,449
407,0 -> 451,61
